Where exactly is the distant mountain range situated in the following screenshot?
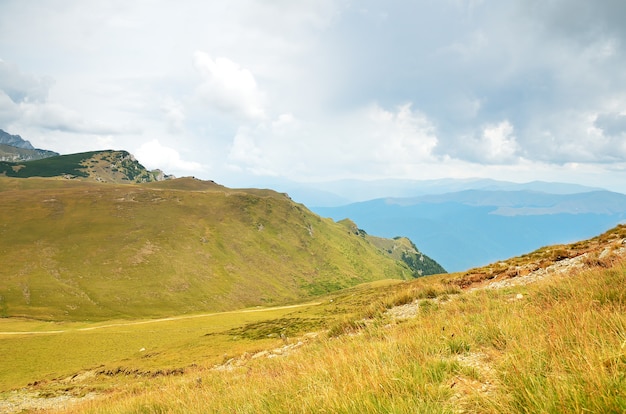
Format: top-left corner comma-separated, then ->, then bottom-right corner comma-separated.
256,177 -> 604,208
250,176 -> 626,273
0,129 -> 59,161
313,190 -> 626,272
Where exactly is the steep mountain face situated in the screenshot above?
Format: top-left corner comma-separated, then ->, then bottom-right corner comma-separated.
0,177 -> 422,321
0,129 -> 59,161
0,129 -> 35,149
0,150 -> 170,183
314,190 -> 626,272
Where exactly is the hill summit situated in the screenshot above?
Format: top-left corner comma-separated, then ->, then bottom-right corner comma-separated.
0,149 -> 171,183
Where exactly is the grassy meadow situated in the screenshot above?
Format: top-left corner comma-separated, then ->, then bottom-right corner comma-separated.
0,256 -> 624,413
0,301 -> 327,392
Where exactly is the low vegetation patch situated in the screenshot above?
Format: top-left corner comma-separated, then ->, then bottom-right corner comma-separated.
221,317 -> 326,340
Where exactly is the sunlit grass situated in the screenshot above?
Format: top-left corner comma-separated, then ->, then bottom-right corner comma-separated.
0,303 -> 324,391
53,261 -> 626,414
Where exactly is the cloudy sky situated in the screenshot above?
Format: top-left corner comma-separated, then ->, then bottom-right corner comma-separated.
1,0 -> 626,192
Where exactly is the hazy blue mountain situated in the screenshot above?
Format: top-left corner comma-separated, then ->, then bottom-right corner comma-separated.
387,190 -> 626,215
313,190 -> 626,272
245,177 -> 603,207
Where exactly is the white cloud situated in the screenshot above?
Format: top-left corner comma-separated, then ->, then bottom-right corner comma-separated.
2,1 -> 626,193
481,121 -> 519,162
522,108 -> 626,164
193,51 -> 265,120
160,98 -> 185,134
228,126 -> 276,176
19,101 -> 120,135
447,120 -> 520,164
363,103 -> 438,165
271,113 -> 298,131
135,140 -> 205,175
0,60 -> 123,137
0,90 -> 20,124
0,60 -> 52,103
226,103 -> 439,180
441,30 -> 488,61
595,112 -> 626,137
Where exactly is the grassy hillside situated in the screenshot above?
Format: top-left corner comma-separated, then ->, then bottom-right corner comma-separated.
0,176 -> 417,321
0,226 -> 624,413
83,263 -> 623,414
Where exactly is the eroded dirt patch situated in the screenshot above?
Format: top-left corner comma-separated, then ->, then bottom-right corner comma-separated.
0,391 -> 98,414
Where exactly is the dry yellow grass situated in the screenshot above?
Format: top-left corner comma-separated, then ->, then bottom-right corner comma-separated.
43,254 -> 626,413
3,226 -> 625,413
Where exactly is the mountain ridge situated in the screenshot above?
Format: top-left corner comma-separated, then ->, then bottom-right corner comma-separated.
377,189 -> 626,215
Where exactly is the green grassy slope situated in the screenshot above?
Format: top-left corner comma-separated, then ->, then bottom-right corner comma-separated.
0,177 -> 415,321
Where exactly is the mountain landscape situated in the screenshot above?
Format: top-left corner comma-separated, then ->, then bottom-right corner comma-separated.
0,135 -> 624,413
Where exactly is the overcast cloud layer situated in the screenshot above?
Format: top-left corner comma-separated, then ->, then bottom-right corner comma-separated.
1,0 -> 626,192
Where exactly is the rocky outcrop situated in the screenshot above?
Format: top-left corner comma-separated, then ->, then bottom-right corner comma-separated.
0,129 -> 59,161
0,129 -> 34,149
